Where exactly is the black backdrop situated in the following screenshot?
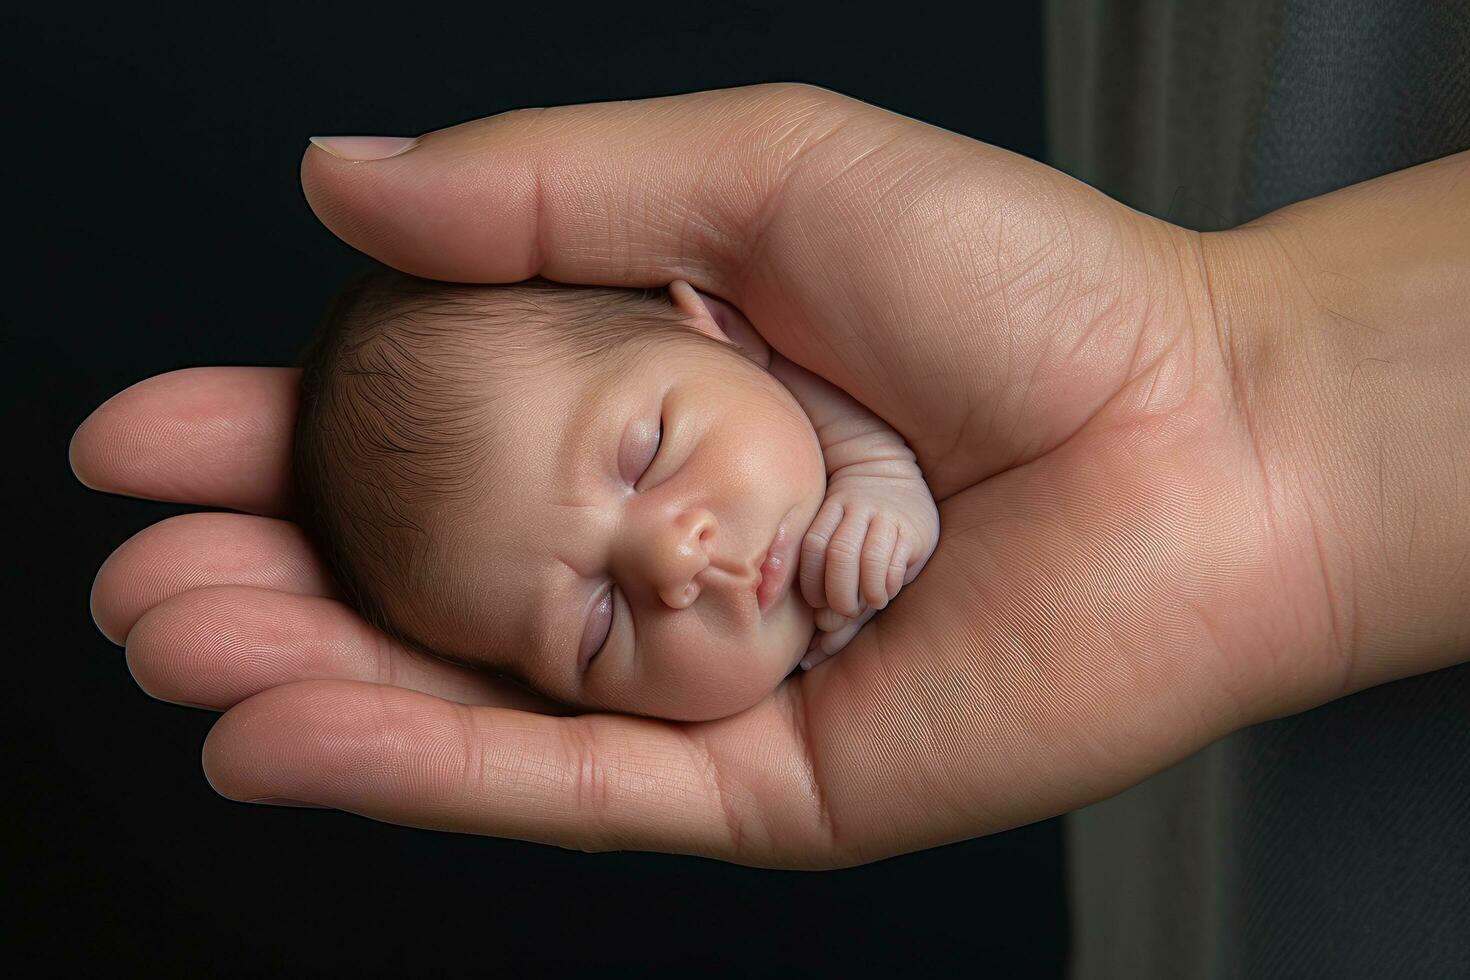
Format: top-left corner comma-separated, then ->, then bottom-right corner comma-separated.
11,2 -> 1064,974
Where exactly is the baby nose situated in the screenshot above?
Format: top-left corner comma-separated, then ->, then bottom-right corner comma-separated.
653,509 -> 716,609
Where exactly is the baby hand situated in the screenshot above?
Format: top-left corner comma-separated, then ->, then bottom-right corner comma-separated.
797,468 -> 940,669
800,605 -> 879,670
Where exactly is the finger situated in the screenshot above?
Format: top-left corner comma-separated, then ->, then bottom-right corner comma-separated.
901,534 -> 926,587
90,511 -> 337,647
859,515 -> 900,610
806,606 -> 877,667
799,643 -> 837,671
301,83 -> 1019,499
300,83 -> 862,295
202,679 -> 837,865
70,366 -> 301,518
799,500 -> 845,609
813,607 -> 852,632
297,82 -> 1152,502
126,584 -> 570,715
886,534 -> 912,602
824,509 -> 871,618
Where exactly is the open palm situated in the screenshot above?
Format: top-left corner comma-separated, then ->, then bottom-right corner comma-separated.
74,83 -> 1342,867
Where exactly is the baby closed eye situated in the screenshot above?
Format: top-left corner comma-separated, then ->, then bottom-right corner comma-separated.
579,584 -> 615,671
584,415 -> 663,671
628,415 -> 664,487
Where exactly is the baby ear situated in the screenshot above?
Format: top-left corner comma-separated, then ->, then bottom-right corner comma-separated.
667,279 -> 772,368
668,279 -> 729,343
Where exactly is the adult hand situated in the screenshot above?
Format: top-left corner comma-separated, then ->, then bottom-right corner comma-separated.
73,83 -> 1470,867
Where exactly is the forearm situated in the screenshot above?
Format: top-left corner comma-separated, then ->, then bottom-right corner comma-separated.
769,351 -> 920,479
1202,149 -> 1470,696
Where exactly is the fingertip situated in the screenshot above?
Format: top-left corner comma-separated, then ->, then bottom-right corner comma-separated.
798,571 -> 826,611
307,135 -> 420,162
200,707 -> 241,801
68,419 -> 97,490
886,550 -> 907,599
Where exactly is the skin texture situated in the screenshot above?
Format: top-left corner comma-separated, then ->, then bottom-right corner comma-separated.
73,84 -> 1470,867
671,279 -> 941,670
434,290 -> 828,722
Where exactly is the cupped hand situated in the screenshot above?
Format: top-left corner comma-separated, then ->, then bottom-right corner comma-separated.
73,83 -> 1345,867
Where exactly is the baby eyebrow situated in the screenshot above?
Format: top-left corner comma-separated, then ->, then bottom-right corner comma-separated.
527,552 -> 597,683
418,632 -> 538,693
540,368 -> 649,671
489,655 -> 537,692
553,369 -> 624,495
510,503 -> 572,676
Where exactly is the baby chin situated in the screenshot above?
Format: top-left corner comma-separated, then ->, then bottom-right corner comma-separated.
672,523 -> 819,719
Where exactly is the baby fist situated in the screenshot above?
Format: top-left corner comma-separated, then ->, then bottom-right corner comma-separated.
798,470 -> 940,625
799,604 -> 879,670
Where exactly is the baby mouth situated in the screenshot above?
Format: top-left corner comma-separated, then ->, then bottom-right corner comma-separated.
756,522 -> 799,617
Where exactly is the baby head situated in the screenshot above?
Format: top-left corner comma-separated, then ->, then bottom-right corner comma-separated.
291,264 -> 827,721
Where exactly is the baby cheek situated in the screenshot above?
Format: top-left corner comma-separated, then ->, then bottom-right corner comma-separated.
659,631 -> 760,709
625,583 -> 808,719
786,402 -> 827,493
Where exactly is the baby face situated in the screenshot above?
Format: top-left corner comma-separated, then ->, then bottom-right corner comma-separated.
449,325 -> 827,720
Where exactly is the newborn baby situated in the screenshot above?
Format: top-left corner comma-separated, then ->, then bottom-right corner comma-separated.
290,265 -> 939,721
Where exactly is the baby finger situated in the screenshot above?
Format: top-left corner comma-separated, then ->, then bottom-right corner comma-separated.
813,606 -> 854,632
799,642 -> 838,671
859,514 -> 900,610
885,533 -> 912,603
801,604 -> 876,668
824,508 -> 872,618
799,500 -> 845,610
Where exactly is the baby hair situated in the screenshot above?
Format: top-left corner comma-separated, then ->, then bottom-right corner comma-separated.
290,262 -> 733,676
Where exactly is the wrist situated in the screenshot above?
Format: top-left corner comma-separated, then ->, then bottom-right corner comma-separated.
769,351 -> 907,475
1200,153 -> 1470,702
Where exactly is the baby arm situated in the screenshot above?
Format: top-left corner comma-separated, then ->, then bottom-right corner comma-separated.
674,281 -> 938,667
768,353 -> 940,670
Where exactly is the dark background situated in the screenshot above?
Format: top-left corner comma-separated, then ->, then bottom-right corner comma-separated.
11,2 -> 1063,974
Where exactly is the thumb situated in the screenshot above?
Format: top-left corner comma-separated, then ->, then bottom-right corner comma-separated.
300,81 -> 861,299
297,81 -> 1147,496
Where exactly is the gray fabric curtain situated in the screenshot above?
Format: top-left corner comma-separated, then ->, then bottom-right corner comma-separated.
1043,1 -> 1470,976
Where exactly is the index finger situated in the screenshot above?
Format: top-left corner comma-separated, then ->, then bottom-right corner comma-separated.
70,366 -> 301,518
67,85 -> 853,513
